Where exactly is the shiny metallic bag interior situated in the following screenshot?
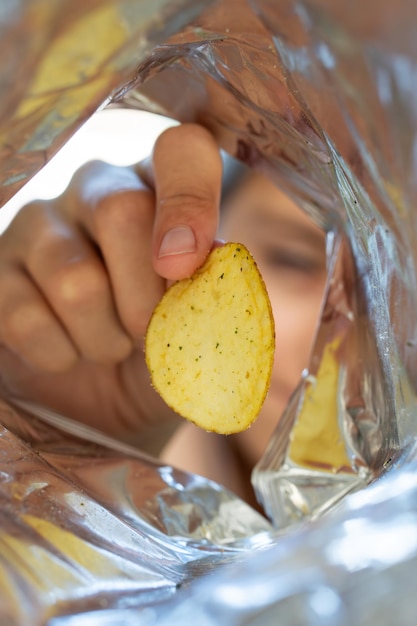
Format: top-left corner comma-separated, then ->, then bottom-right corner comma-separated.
2,0 -> 417,624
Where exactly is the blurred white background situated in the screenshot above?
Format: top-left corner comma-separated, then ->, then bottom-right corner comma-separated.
0,108 -> 177,233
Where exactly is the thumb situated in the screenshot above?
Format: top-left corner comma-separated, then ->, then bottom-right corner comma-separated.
150,123 -> 223,281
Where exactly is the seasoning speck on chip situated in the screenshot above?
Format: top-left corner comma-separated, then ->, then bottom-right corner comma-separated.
145,242 -> 275,434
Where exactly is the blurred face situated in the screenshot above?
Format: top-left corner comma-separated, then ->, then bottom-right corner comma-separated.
220,172 -> 327,467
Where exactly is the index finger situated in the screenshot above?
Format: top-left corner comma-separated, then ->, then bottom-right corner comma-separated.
148,124 -> 223,281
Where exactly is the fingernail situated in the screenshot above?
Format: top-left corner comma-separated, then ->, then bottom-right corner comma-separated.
158,225 -> 196,257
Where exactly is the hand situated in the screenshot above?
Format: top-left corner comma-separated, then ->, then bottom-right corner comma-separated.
0,123 -> 223,452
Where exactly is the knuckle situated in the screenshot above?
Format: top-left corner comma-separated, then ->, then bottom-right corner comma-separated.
1,304 -> 77,372
52,260 -> 107,310
93,189 -> 153,234
72,161 -> 150,213
2,301 -> 49,347
3,201 -> 49,246
25,219 -> 74,272
15,200 -> 48,222
68,159 -> 109,188
30,226 -> 66,260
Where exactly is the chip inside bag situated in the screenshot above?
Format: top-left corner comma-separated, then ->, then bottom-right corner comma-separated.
145,243 -> 275,434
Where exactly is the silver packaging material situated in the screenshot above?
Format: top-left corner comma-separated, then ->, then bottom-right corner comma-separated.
2,0 -> 417,624
0,0 -> 211,207
0,398 -> 272,624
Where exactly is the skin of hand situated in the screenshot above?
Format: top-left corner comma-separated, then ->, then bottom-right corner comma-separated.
0,123 -> 223,453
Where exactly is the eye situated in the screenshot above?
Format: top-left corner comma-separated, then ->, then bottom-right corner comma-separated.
262,246 -> 324,275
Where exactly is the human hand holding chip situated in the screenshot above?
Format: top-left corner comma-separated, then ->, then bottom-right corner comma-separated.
0,123 -> 224,448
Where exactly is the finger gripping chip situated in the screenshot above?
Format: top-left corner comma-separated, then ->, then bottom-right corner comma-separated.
145,243 -> 275,434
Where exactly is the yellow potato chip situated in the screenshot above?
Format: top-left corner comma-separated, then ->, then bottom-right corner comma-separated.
145,243 -> 275,434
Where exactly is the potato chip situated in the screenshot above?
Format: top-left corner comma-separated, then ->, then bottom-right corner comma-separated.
145,243 -> 275,434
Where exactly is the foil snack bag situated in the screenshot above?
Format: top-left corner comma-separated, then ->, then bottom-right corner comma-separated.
1,0 -> 417,624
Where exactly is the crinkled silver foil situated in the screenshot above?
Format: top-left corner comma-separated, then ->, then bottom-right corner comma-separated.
2,0 -> 417,624
0,398 -> 272,624
0,0 -> 211,207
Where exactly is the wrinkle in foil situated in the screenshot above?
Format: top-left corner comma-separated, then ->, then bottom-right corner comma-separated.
2,0 -> 417,624
0,398 -> 272,624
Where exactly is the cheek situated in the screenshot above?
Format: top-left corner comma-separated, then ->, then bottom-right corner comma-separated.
268,280 -> 324,380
